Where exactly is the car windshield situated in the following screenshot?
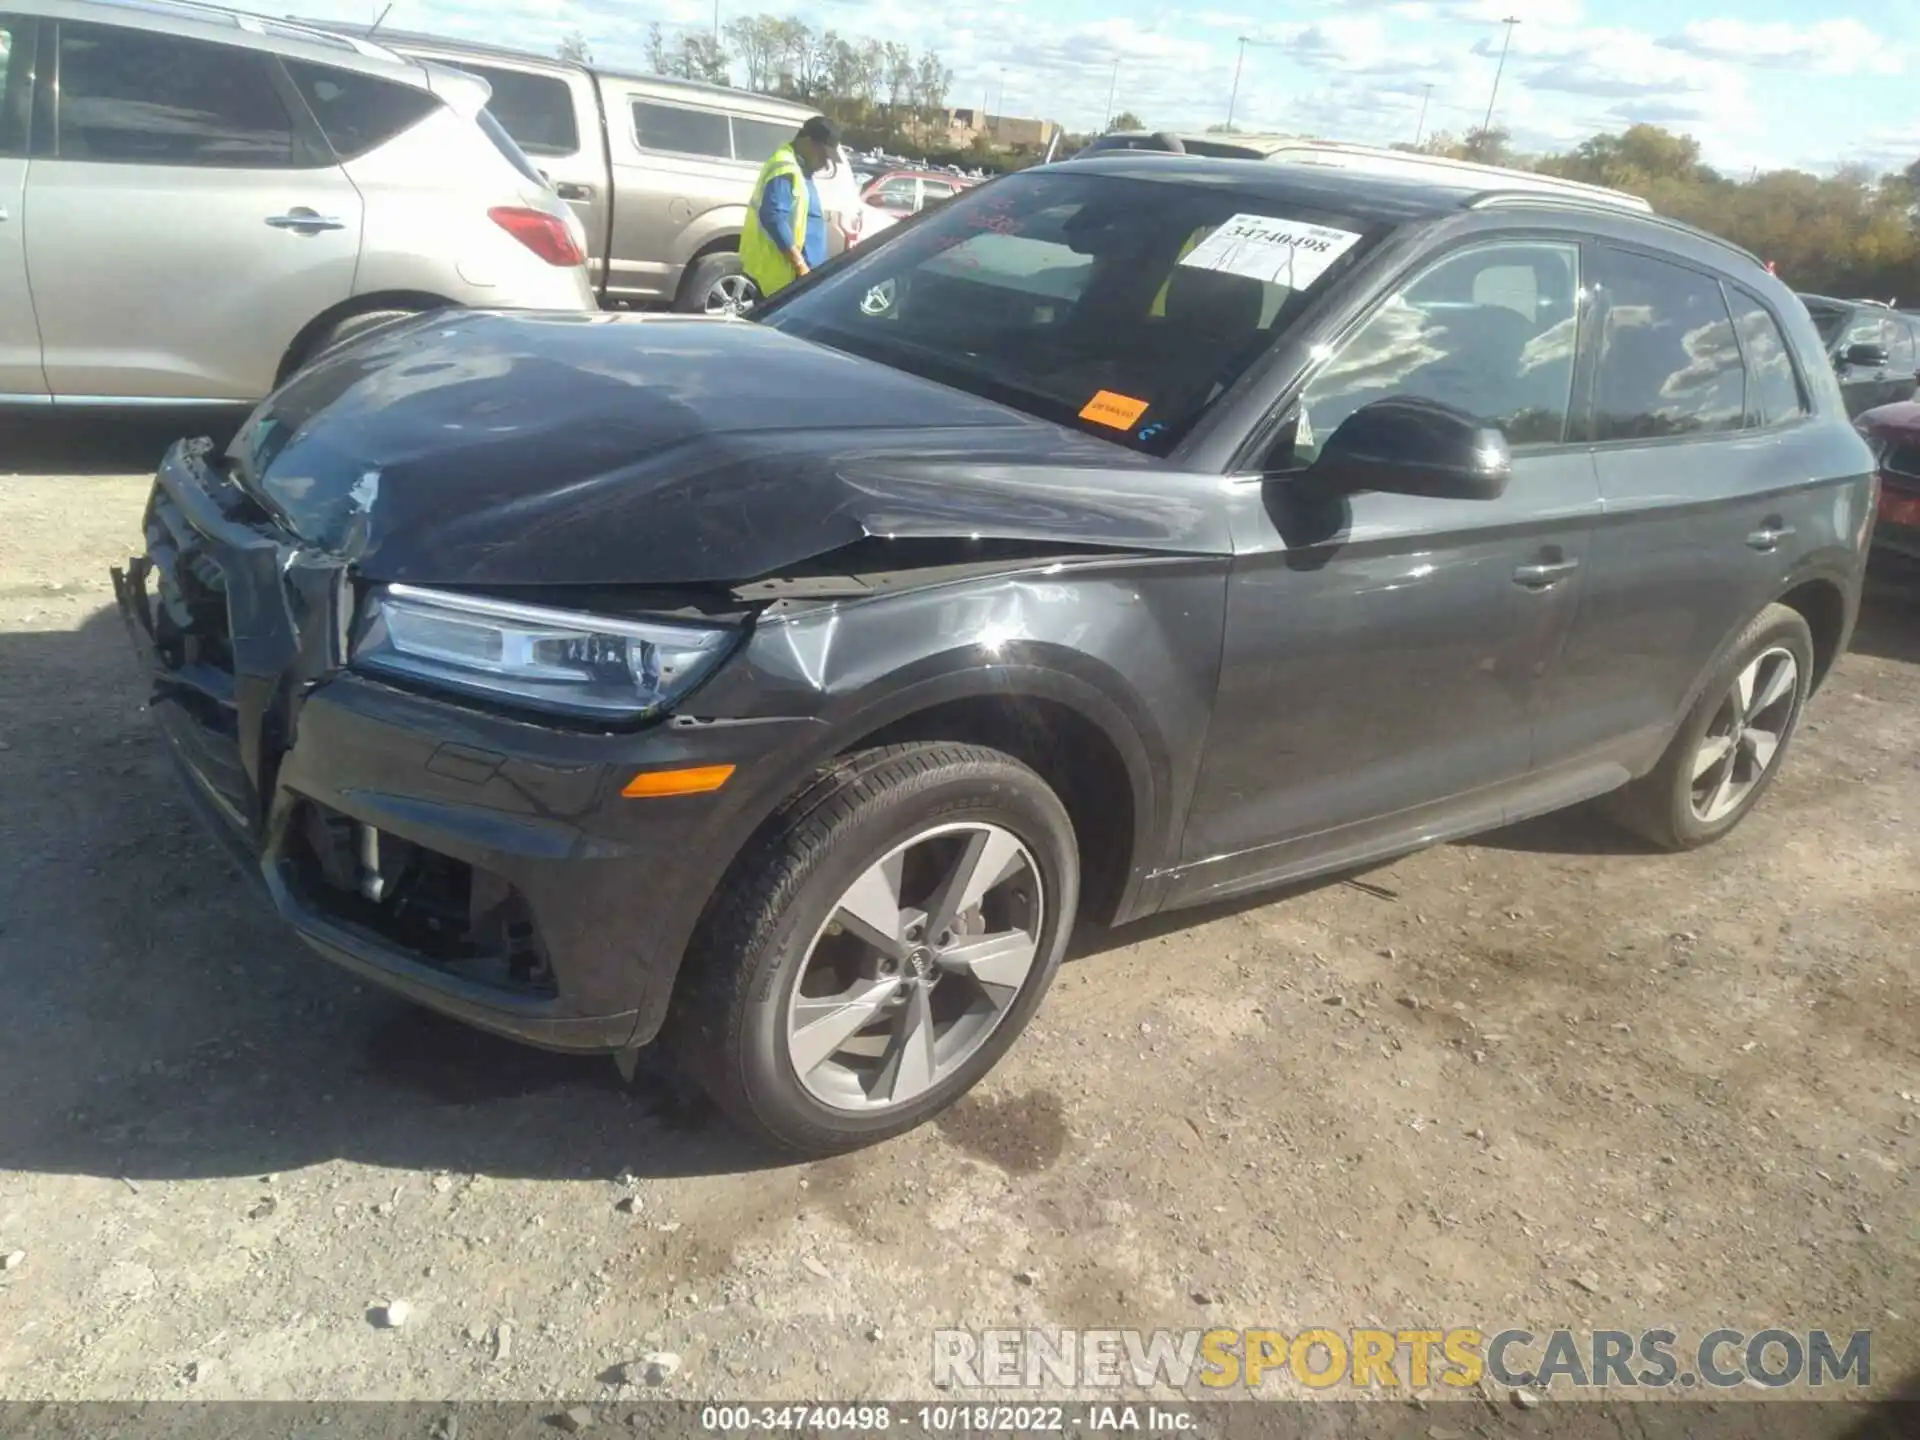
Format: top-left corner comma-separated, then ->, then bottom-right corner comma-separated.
757,168 -> 1383,455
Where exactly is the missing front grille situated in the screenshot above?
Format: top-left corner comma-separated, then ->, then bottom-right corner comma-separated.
285,800 -> 557,998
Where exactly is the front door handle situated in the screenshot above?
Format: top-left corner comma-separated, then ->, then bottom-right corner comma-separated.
1513,558 -> 1580,588
265,210 -> 345,233
1746,524 -> 1795,552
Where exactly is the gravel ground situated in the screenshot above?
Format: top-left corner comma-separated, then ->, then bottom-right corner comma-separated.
1,419 -> 1916,1412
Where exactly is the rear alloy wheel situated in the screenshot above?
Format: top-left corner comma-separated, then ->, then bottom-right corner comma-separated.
674,252 -> 756,316
671,744 -> 1079,1155
1599,602 -> 1814,850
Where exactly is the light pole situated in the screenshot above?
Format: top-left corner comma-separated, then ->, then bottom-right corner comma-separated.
1225,36 -> 1248,133
1103,56 -> 1119,130
712,0 -> 719,40
1480,16 -> 1520,139
1413,82 -> 1433,146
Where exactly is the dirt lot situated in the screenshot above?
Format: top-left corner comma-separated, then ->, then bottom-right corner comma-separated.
1,418 -> 1916,1411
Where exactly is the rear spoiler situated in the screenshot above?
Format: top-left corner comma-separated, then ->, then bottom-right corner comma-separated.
421,60 -> 492,119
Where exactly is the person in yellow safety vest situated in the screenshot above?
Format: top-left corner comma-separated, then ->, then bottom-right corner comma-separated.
740,115 -> 841,302
1151,223 -> 1217,317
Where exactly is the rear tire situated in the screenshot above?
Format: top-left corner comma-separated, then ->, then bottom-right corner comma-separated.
293,306 -> 437,374
1598,602 -> 1814,851
669,744 -> 1080,1156
675,252 -> 755,316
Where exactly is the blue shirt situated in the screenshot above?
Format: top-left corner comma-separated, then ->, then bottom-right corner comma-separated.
759,172 -> 827,269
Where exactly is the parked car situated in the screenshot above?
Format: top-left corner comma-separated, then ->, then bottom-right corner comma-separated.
114,155 -> 1872,1154
0,0 -> 591,407
318,25 -> 832,315
1858,400 -> 1920,560
1797,295 -> 1920,417
847,168 -> 974,246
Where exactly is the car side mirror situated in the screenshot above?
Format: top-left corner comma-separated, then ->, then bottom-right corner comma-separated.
1843,342 -> 1890,369
1308,397 -> 1512,501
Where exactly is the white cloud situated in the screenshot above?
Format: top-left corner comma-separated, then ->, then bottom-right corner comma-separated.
1660,19 -> 1906,76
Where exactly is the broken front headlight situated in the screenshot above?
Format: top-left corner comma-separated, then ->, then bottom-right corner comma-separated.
352,584 -> 735,719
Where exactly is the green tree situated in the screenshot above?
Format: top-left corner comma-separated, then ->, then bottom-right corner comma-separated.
556,30 -> 591,65
1109,110 -> 1145,133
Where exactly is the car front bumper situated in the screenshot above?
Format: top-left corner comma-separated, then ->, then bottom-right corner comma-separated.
111,442 -> 814,1054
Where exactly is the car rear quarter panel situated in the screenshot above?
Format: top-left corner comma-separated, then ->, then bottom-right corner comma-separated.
347,108 -> 593,310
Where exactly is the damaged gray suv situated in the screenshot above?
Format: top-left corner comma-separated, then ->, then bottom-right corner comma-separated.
114,156 -> 1875,1154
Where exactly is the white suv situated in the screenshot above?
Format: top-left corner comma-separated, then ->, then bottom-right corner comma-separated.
0,0 -> 594,407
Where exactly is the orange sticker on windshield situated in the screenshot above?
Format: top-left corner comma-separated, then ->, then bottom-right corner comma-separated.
1079,391 -> 1150,430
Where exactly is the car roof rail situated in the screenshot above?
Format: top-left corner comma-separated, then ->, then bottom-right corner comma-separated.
1465,188 -> 1652,216
1847,297 -> 1896,309
1465,190 -> 1766,270
100,0 -> 394,55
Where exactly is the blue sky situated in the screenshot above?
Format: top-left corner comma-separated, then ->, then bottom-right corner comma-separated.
296,0 -> 1920,174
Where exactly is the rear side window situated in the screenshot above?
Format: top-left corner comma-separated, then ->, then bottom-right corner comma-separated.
633,100 -> 729,158
284,61 -> 437,161
56,22 -> 295,167
452,63 -> 578,157
1725,289 -> 1809,426
731,115 -> 792,164
476,107 -> 548,188
1593,249 -> 1745,440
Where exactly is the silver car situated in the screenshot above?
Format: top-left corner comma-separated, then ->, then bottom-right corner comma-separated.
0,0 -> 594,407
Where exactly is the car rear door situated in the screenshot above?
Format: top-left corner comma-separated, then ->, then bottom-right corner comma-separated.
25,18 -> 361,400
1542,250 -> 1829,765
1832,310 -> 1893,417
602,90 -> 755,305
1887,314 -> 1919,404
0,13 -> 45,397
1175,236 -> 1602,898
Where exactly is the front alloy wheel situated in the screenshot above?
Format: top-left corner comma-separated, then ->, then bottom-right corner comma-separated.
671,744 -> 1079,1155
788,823 -> 1044,1113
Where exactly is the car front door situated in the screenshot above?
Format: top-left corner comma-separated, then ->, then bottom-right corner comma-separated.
26,19 -> 362,400
606,95 -> 752,304
0,13 -> 46,397
1540,250 -> 1825,766
1174,237 -> 1601,902
1886,315 -> 1919,404
1832,311 -> 1893,417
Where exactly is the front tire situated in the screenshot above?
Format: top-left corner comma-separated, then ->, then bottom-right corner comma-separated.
670,744 -> 1080,1155
1599,602 -> 1814,850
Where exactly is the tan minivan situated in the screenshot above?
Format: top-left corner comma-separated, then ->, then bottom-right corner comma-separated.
331,28 -> 828,314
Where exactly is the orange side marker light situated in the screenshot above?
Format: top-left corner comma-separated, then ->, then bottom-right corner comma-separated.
622,764 -> 736,798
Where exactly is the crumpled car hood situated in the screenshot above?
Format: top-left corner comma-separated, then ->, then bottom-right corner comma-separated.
225,310 -> 1230,587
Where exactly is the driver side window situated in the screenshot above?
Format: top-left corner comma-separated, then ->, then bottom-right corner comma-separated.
1294,241 -> 1582,463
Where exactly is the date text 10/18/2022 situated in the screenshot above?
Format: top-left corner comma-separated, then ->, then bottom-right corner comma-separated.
699,1406 -> 1194,1432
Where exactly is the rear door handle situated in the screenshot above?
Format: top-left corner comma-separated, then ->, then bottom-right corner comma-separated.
265,211 -> 344,233
554,182 -> 593,202
1746,524 -> 1795,551
1513,559 -> 1580,588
